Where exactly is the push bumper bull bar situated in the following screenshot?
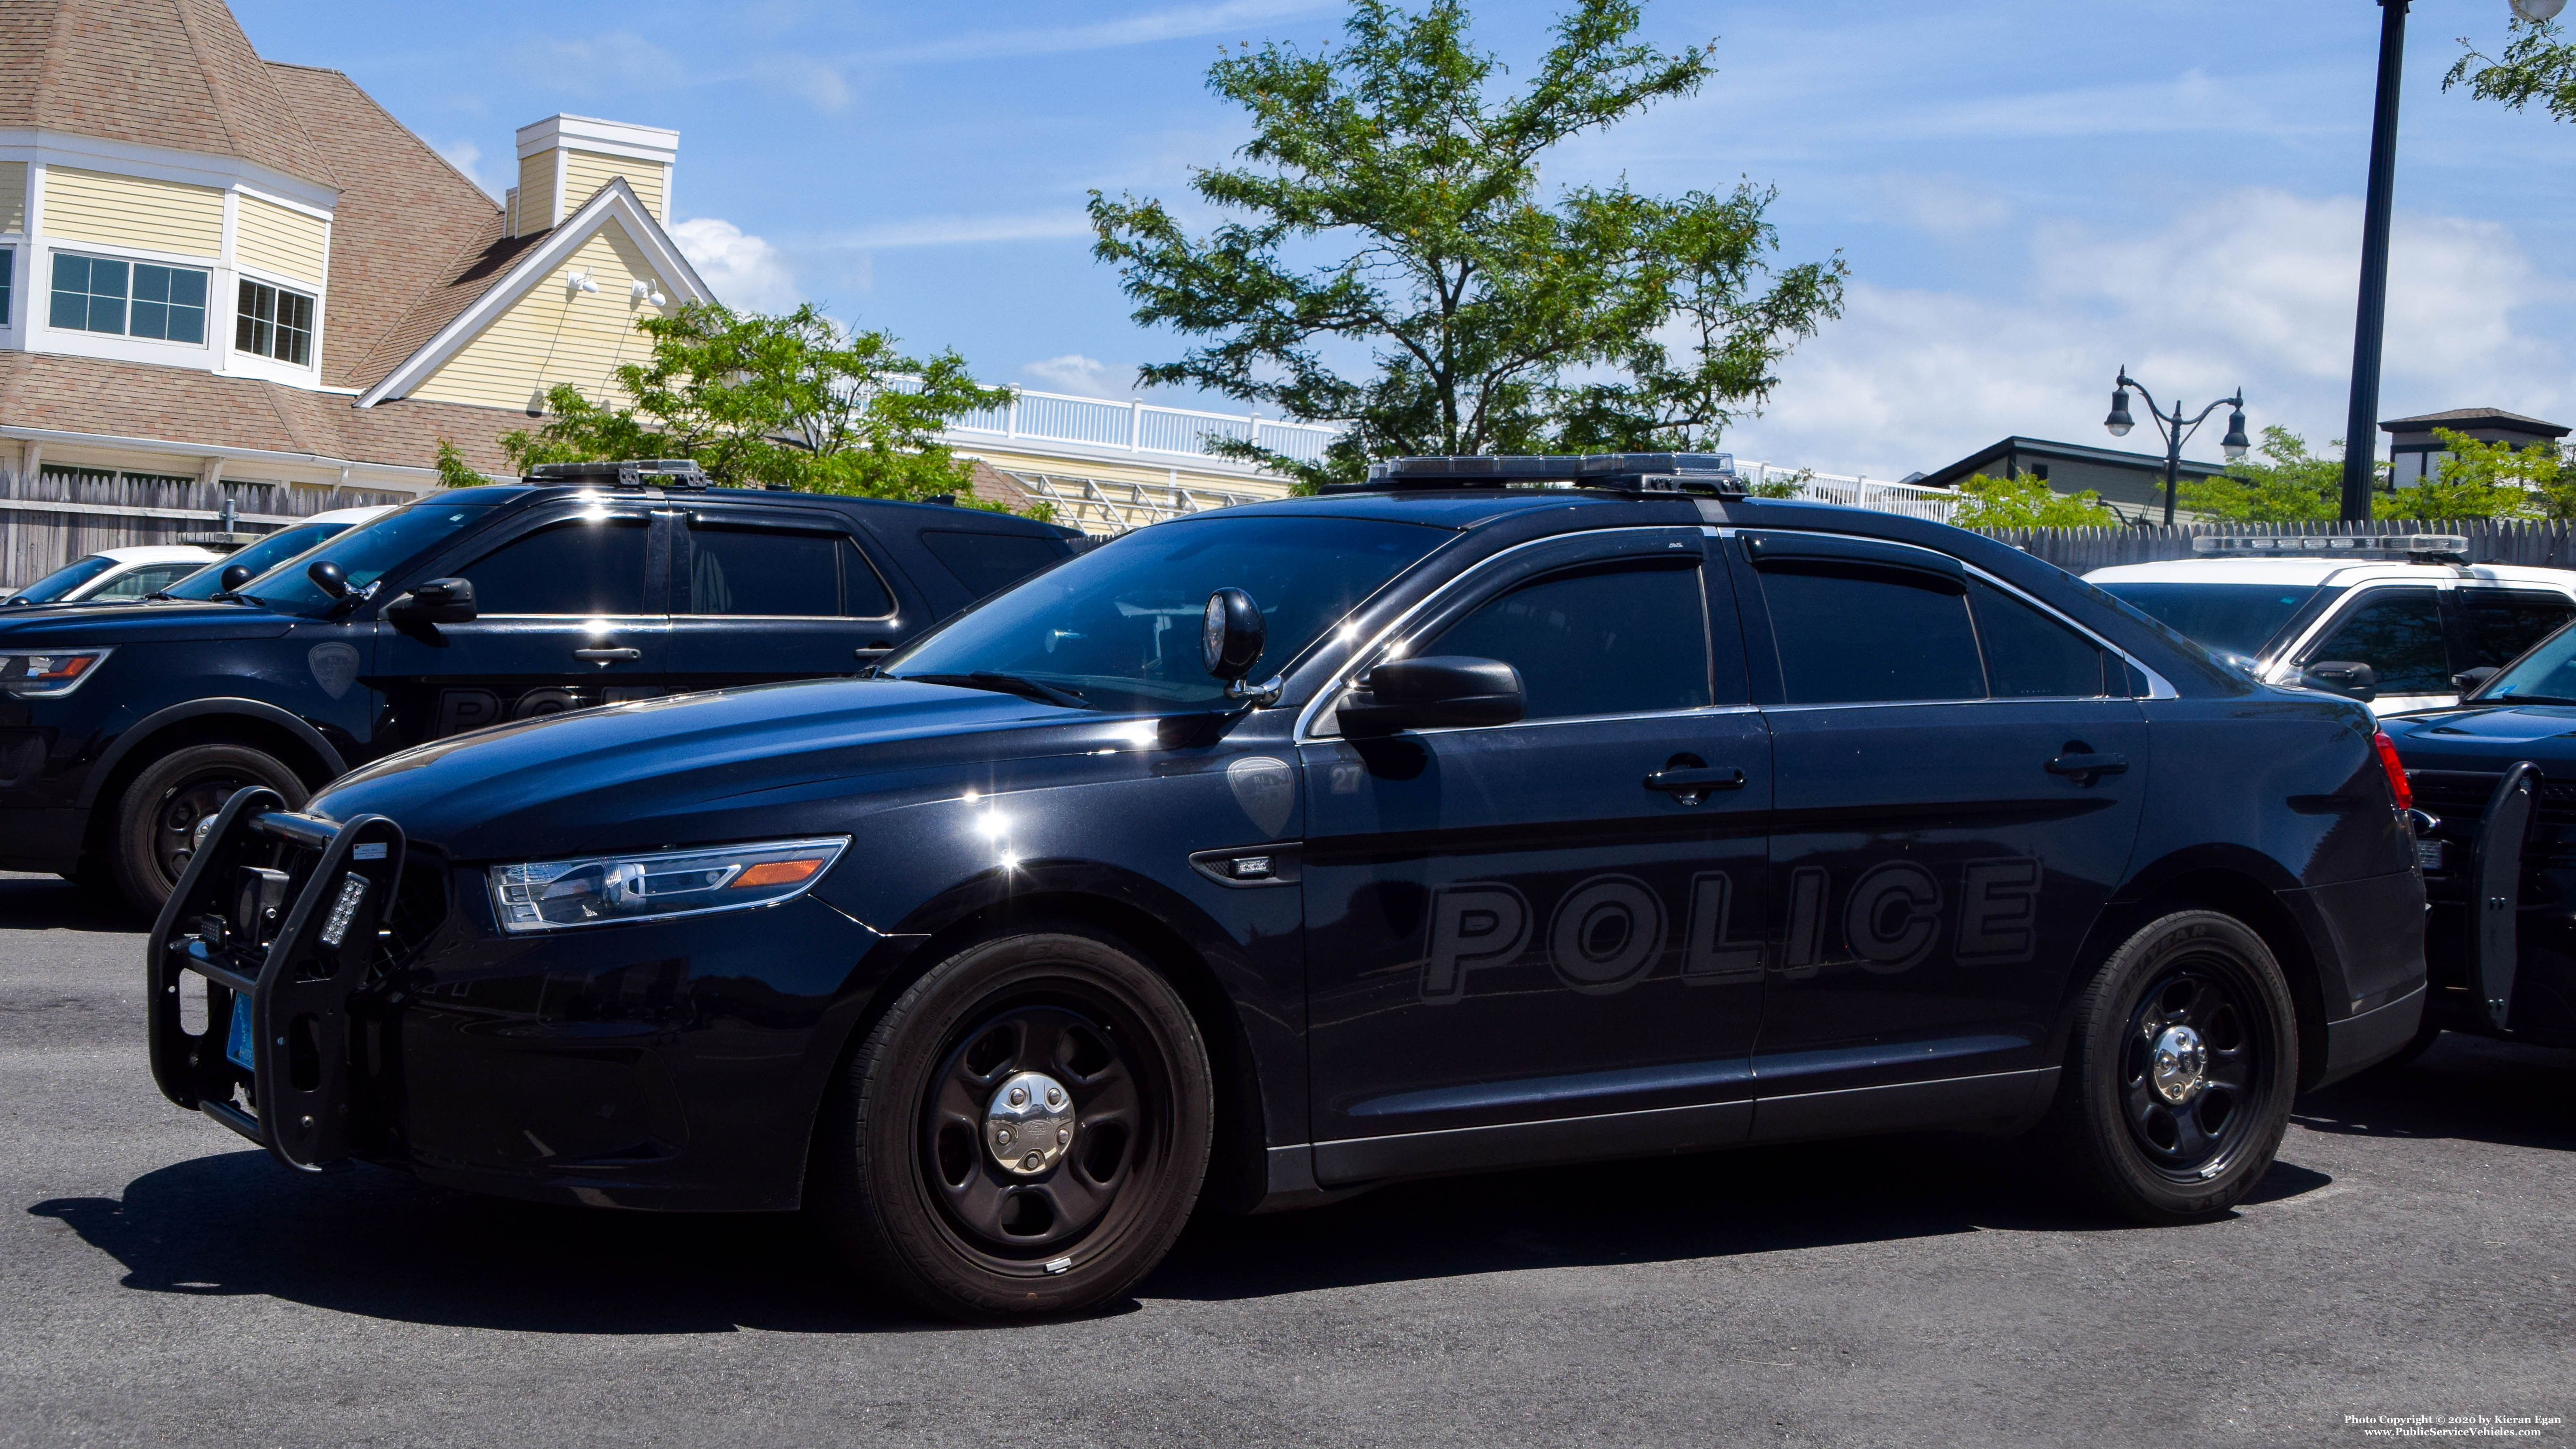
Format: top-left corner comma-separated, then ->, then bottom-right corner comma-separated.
144,786 -> 406,1171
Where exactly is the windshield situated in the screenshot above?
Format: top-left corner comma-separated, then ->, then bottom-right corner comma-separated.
237,502 -> 501,616
6,554 -> 118,604
2096,582 -> 2322,660
885,515 -> 1454,712
2472,623 -> 2576,703
161,520 -> 351,600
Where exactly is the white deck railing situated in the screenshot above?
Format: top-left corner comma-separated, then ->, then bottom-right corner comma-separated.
942,387 -> 1342,471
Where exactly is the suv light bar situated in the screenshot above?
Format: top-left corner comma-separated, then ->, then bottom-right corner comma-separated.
1331,452 -> 1743,498
2191,533 -> 2470,562
527,458 -> 710,489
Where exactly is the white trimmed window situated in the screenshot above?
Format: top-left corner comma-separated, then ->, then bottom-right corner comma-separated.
50,253 -> 209,342
0,250 -> 12,325
234,279 -> 315,366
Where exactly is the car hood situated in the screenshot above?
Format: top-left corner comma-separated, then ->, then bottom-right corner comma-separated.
0,597 -> 296,643
2381,702 -> 2576,772
307,676 -> 1141,862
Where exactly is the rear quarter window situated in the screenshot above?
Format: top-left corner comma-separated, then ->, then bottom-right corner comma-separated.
918,529 -> 1069,600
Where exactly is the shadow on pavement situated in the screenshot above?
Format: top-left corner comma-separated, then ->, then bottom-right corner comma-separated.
2292,1031 -> 2576,1153
28,1125 -> 2344,1331
0,871 -> 143,934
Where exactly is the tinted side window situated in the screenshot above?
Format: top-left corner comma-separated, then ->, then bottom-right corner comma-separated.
1969,579 -> 2107,697
1759,560 -> 1983,704
2304,587 -> 2448,694
1429,560 -> 1711,720
459,517 -> 649,615
688,527 -> 840,616
93,563 -> 201,600
2456,589 -> 2576,670
919,529 -> 1067,599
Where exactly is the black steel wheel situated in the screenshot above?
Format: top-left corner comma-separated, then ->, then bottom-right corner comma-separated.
814,924 -> 1211,1321
2038,909 -> 2298,1222
109,744 -> 307,916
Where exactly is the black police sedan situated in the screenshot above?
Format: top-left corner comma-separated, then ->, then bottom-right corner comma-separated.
0,460 -> 1078,912
2379,623 -> 2576,1058
147,453 -> 2426,1321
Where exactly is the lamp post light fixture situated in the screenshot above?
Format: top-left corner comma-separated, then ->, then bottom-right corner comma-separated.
2105,369 -> 2249,527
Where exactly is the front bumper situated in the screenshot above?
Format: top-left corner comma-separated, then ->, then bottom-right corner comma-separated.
148,794 -> 897,1210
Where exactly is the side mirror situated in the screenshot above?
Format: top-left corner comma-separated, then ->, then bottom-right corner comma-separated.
1339,655 -> 1526,735
306,560 -> 349,599
1201,588 -> 1265,683
217,563 -> 256,594
2453,666 -> 2501,697
2301,660 -> 2378,704
388,576 -> 478,625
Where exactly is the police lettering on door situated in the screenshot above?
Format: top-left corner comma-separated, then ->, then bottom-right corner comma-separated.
1419,857 -> 2044,1002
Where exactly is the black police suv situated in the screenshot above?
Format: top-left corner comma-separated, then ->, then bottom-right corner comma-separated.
0,460 -> 1080,912
2379,620 -> 2576,1057
147,453 -> 2427,1321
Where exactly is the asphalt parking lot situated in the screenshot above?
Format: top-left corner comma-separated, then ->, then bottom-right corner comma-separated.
0,869 -> 2567,1449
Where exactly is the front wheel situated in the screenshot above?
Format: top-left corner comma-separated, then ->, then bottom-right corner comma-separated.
2038,910 -> 2298,1222
813,925 -> 1213,1321
107,744 -> 308,916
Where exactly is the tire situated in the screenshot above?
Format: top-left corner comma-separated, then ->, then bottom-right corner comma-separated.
813,924 -> 1213,1321
108,744 -> 308,916
2038,910 -> 2299,1223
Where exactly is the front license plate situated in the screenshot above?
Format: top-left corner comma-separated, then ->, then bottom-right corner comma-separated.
225,994 -> 255,1072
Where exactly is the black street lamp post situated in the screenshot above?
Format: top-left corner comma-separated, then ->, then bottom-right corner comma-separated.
2340,0 -> 2410,522
2105,370 -> 2251,526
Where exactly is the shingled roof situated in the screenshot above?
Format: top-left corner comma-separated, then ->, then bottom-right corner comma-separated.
0,0 -> 334,188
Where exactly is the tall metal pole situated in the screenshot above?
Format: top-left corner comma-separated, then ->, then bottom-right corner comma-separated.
2164,401 -> 2183,527
2342,0 -> 2409,522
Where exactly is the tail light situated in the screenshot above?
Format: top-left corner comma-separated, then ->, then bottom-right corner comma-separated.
2372,730 -> 2412,813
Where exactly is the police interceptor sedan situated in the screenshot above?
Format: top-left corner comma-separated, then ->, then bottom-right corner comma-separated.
147,454 -> 2429,1321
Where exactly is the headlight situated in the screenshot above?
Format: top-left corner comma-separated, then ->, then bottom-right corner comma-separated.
0,649 -> 111,697
487,836 -> 849,933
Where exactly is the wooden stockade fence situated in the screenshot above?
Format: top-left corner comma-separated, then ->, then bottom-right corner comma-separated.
1976,519 -> 2576,575
0,465 -> 411,589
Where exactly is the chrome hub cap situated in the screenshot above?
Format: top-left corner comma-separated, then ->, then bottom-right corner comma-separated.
985,1070 -> 1076,1176
2149,1024 -> 2210,1105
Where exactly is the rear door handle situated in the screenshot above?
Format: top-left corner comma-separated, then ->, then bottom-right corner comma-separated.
1645,766 -> 1746,795
2046,752 -> 2127,777
574,648 -> 642,666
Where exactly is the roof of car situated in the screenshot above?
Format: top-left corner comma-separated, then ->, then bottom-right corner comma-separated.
2086,558 -> 2576,589
303,506 -> 397,525
429,483 -> 1075,534
1183,488 -> 1650,530
91,545 -> 226,564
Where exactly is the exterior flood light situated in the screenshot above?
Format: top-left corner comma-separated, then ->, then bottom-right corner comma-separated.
2221,406 -> 2251,462
2105,387 -> 2135,438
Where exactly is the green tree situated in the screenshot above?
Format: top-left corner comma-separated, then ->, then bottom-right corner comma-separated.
500,303 -> 1013,504
2447,15 -> 2576,122
1088,0 -> 1845,489
2380,426 -> 2574,520
2175,426 -> 2347,522
432,438 -> 489,489
1949,472 -> 2118,529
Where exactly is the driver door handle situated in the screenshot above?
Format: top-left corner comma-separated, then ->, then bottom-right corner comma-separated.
2046,752 -> 2127,777
573,648 -> 642,666
1644,766 -> 1746,795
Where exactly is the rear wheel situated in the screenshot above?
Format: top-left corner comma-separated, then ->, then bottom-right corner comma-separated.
2039,910 -> 2298,1221
813,925 -> 1212,1321
108,744 -> 307,916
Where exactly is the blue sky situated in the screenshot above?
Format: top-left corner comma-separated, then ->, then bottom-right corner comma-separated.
232,0 -> 2576,480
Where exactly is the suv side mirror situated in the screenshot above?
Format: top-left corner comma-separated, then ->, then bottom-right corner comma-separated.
217,563 -> 256,594
306,560 -> 349,599
2301,659 -> 2378,703
2453,666 -> 2501,697
1339,656 -> 1525,735
387,576 -> 478,625
1201,587 -> 1265,683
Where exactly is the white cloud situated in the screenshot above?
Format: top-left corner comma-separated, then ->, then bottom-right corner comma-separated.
434,139 -> 503,202
522,31 -> 686,92
671,217 -> 802,313
1729,189 -> 2568,482
877,0 -> 1337,64
755,56 -> 850,111
1022,354 -> 1132,397
1871,172 -> 2014,240
806,212 -> 1095,250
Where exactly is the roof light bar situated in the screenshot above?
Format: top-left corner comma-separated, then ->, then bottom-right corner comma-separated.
1335,452 -> 1742,497
2191,534 -> 2469,560
527,458 -> 710,489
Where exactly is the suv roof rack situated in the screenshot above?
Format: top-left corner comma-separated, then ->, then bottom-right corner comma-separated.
2191,533 -> 2470,564
527,458 -> 710,489
1325,452 -> 1743,498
